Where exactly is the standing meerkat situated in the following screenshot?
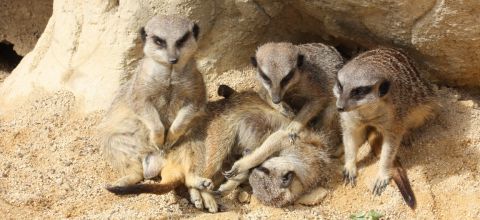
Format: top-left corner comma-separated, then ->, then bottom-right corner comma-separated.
250,42 -> 344,138
334,48 -> 438,199
100,15 -> 206,187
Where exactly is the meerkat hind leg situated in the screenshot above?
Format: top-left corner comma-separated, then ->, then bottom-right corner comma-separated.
201,191 -> 219,213
189,188 -> 204,209
185,173 -> 214,191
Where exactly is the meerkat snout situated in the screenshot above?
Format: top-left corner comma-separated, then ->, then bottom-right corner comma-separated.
140,16 -> 200,66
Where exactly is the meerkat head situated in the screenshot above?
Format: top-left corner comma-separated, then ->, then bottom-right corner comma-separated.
140,15 -> 200,66
333,62 -> 391,112
248,155 -> 307,207
251,43 -> 304,104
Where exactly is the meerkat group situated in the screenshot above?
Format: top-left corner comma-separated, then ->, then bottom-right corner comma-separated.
101,15 -> 437,212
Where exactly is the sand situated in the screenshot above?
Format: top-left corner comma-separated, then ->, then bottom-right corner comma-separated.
0,68 -> 479,219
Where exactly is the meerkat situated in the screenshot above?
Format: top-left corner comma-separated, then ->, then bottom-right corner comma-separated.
106,85 -> 334,209
100,15 -> 206,187
333,48 -> 438,200
203,86 -> 333,208
250,42 -> 344,139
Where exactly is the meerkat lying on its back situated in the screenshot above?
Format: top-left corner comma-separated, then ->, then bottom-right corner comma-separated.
251,42 -> 343,138
334,48 -> 438,207
100,15 -> 206,187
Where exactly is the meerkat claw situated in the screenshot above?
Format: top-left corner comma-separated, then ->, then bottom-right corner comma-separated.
288,132 -> 298,144
223,169 -> 237,179
372,177 -> 390,195
342,168 -> 357,187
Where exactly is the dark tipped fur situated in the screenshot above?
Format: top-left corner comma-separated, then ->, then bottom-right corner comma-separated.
217,84 -> 236,98
192,23 -> 200,40
106,182 -> 179,195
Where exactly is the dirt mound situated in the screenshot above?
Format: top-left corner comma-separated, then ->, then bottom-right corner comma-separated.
0,70 -> 479,219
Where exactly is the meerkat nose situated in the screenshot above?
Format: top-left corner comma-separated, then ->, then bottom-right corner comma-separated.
337,107 -> 345,112
168,58 -> 178,64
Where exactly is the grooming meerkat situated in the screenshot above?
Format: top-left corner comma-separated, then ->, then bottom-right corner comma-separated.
222,42 -> 344,178
107,85 -> 334,208
250,42 -> 344,138
334,48 -> 438,201
100,15 -> 206,187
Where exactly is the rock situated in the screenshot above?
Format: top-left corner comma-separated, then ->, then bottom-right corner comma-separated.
1,0 -> 479,112
0,0 -> 53,55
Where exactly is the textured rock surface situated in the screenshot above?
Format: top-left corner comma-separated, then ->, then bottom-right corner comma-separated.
0,0 -> 53,55
1,0 -> 479,112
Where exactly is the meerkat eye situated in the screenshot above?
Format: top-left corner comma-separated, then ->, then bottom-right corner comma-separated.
259,69 -> 271,85
280,171 -> 294,188
256,166 -> 270,175
350,86 -> 372,99
280,69 -> 295,88
152,36 -> 166,48
336,78 -> 343,92
176,32 -> 191,48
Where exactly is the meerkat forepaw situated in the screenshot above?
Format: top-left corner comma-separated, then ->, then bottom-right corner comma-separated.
279,103 -> 295,119
372,174 -> 391,196
223,167 -> 238,179
342,166 -> 357,187
197,178 -> 214,190
288,132 -> 299,144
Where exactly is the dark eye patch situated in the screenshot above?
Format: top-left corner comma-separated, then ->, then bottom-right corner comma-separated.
336,78 -> 343,92
280,69 -> 295,88
152,36 -> 166,48
256,166 -> 270,175
350,86 -> 372,99
280,171 -> 294,188
176,32 -> 191,48
259,69 -> 271,85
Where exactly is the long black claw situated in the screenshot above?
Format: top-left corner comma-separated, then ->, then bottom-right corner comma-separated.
212,190 -> 223,198
372,178 -> 390,196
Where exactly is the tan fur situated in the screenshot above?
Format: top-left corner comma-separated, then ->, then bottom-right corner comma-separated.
253,42 -> 344,135
100,15 -> 206,187
106,86 -> 332,210
334,48 -> 438,197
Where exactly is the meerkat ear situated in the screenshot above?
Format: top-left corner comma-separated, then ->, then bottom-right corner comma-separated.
140,27 -> 146,43
250,56 -> 258,67
297,54 -> 304,67
192,23 -> 200,40
379,80 -> 391,97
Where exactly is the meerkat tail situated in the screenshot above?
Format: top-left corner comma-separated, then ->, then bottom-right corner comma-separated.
392,158 -> 416,208
106,182 -> 180,195
367,129 -> 416,209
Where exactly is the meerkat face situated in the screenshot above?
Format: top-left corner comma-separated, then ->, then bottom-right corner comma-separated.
334,65 -> 391,112
249,156 -> 305,207
251,43 -> 304,104
140,16 -> 200,66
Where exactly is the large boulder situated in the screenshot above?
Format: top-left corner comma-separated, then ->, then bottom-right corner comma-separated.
1,0 -> 479,112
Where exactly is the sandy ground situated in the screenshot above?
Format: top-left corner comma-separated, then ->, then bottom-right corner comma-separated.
0,68 -> 479,219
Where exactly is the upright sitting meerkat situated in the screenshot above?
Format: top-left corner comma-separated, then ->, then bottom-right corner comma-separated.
250,42 -> 344,138
334,48 -> 438,198
100,15 -> 206,187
